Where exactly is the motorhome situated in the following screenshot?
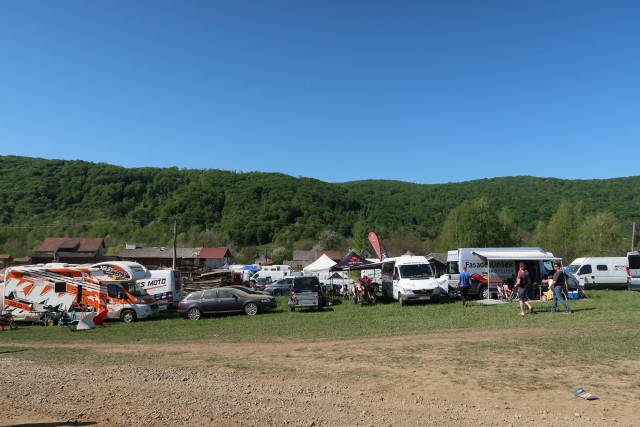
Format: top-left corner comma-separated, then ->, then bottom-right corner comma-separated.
627,252 -> 640,291
3,262 -> 160,323
439,248 -> 559,299
564,257 -> 627,290
380,255 -> 447,305
250,265 -> 292,285
136,269 -> 184,310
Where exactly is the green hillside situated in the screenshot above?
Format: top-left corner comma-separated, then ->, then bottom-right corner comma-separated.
1,155 -> 638,261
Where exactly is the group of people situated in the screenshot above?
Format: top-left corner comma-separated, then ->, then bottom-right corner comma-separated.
456,261 -> 573,315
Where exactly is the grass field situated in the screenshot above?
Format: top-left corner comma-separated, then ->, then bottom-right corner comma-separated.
3,290 -> 640,359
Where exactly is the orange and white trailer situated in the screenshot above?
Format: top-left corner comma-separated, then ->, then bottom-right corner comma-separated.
3,261 -> 160,323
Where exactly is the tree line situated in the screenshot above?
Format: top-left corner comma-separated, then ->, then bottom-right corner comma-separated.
1,155 -> 638,263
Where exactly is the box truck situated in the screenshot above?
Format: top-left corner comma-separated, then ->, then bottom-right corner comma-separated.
439,248 -> 559,299
380,255 -> 447,305
565,257 -> 627,290
136,269 -> 184,310
3,262 -> 160,323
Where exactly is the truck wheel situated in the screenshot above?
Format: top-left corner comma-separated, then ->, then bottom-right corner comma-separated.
187,307 -> 201,320
120,309 -> 137,323
244,302 -> 259,316
398,293 -> 405,306
9,321 -> 18,330
479,286 -> 490,300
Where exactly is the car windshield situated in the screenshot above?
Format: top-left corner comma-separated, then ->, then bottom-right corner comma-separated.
120,281 -> 149,297
564,265 -> 579,274
399,264 -> 433,279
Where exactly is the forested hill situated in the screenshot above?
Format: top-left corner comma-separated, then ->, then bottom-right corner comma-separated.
1,155 -> 639,257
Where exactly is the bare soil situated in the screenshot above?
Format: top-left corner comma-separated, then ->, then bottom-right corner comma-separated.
1,329 -> 637,427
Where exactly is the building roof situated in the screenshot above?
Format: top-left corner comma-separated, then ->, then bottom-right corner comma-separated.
0,254 -> 11,259
35,238 -> 104,254
198,247 -> 232,259
317,250 -> 341,261
118,247 -> 203,259
426,252 -> 448,265
292,250 -> 315,262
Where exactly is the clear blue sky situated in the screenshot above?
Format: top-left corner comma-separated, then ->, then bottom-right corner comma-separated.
1,1 -> 638,184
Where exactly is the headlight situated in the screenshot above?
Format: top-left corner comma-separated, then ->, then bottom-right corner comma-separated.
402,288 -> 414,294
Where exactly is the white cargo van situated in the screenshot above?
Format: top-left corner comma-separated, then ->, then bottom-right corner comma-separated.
136,269 -> 184,310
381,255 -> 447,305
250,265 -> 291,285
565,257 -> 627,290
627,252 -> 640,291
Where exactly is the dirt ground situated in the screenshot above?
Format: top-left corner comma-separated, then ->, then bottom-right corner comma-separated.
1,328 -> 637,427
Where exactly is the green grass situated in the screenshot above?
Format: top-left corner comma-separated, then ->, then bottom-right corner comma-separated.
2,290 -> 640,370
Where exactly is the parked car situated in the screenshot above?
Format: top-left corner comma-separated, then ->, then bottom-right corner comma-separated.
177,288 -> 277,320
254,277 -> 272,291
263,278 -> 294,296
225,285 -> 268,295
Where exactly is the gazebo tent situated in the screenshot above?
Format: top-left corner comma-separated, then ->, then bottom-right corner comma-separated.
303,254 -> 337,275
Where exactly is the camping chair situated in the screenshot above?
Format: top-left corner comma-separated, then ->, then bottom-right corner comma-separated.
58,309 -> 77,331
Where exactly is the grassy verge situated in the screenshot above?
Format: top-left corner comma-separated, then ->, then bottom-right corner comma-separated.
2,290 -> 640,371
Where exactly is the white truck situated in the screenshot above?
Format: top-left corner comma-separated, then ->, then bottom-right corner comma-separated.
380,255 -> 447,305
250,265 -> 292,285
439,247 -> 559,299
565,257 -> 627,290
136,269 -> 184,310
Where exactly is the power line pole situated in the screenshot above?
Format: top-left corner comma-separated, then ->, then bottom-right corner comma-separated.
173,217 -> 177,270
633,222 -> 636,252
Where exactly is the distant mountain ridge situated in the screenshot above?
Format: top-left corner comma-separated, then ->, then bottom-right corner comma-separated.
1,155 -> 638,256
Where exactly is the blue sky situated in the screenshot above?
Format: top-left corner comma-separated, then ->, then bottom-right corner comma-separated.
1,1 -> 638,184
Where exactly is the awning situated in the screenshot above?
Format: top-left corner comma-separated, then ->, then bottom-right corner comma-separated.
472,250 -> 560,263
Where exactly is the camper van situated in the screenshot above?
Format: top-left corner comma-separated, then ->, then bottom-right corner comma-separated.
136,269 -> 184,310
250,265 -> 292,285
562,257 -> 627,290
439,248 -> 559,299
627,252 -> 640,291
3,262 -> 160,323
381,255 -> 447,305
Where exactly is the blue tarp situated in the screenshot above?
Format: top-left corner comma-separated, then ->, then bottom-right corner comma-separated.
240,265 -> 259,272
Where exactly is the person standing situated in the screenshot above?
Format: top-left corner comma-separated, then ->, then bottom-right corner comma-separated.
544,262 -> 572,314
515,262 -> 534,316
457,266 -> 471,307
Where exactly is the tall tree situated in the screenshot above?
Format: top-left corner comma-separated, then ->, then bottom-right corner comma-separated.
576,212 -> 626,256
534,200 -> 584,262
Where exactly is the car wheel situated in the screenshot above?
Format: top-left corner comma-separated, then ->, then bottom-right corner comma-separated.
120,309 -> 137,323
273,289 -> 283,297
244,302 -> 259,316
187,307 -> 201,320
398,293 -> 405,306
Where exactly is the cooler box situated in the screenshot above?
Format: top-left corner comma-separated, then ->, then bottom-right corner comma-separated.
567,291 -> 579,300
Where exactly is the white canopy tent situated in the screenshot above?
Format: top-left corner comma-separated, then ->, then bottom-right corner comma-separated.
303,254 -> 337,275
471,249 -> 561,301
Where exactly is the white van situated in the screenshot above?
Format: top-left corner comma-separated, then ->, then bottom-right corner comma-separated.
137,269 -> 184,310
565,257 -> 627,290
626,252 -> 640,291
381,255 -> 447,305
250,265 -> 291,285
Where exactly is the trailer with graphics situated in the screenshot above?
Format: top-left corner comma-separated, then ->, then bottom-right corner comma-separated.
438,247 -> 559,299
3,261 -> 160,323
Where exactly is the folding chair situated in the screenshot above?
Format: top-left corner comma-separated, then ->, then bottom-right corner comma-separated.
58,310 -> 77,331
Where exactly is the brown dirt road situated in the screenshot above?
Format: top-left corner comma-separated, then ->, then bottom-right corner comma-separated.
1,329 -> 636,426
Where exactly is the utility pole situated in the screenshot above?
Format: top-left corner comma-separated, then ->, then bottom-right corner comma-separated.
633,222 -> 636,252
172,217 -> 177,270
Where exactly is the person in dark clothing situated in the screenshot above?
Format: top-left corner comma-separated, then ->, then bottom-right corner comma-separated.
515,262 -> 534,316
543,262 -> 572,313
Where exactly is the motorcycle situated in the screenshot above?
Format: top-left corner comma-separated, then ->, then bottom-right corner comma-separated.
0,310 -> 18,331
